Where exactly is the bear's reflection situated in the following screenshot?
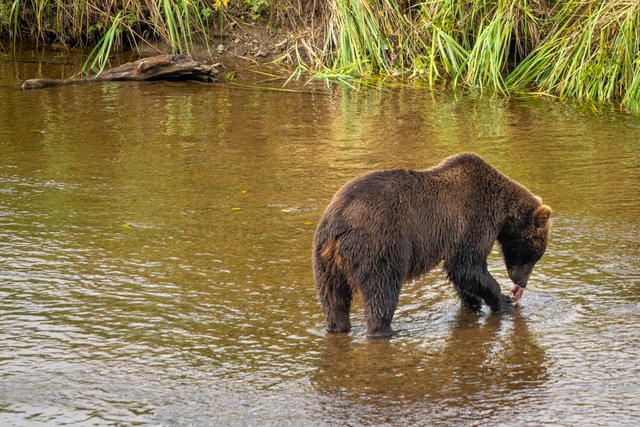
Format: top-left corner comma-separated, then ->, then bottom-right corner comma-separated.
311,308 -> 548,406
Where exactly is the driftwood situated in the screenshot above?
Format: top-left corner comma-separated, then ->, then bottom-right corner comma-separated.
22,54 -> 220,90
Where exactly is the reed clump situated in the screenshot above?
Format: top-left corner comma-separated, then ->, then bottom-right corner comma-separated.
1,0 -> 220,73
302,0 -> 640,113
2,0 -> 639,113
507,1 -> 640,113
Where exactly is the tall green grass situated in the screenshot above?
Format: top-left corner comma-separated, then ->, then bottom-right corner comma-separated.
318,1 -> 548,91
324,0 -> 408,75
2,0 -> 639,113
317,0 -> 639,113
1,0 -> 216,74
507,0 -> 640,113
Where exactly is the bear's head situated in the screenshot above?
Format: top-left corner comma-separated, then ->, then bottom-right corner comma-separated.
498,202 -> 552,288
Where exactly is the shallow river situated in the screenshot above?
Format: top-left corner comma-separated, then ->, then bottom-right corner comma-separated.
1,49 -> 639,426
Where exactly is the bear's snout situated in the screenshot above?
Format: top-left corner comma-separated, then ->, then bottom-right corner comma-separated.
507,264 -> 534,288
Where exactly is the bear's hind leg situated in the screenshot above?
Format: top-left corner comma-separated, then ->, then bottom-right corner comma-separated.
361,278 -> 402,338
317,269 -> 352,333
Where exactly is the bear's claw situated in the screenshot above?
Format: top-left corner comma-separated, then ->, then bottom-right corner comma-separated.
491,294 -> 514,314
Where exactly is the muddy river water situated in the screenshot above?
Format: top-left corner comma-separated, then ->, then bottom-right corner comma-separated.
1,49 -> 639,425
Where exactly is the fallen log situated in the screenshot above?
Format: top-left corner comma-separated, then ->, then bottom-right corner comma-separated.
22,54 -> 220,90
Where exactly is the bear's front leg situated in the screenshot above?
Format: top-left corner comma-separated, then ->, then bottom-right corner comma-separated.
490,292 -> 514,314
446,262 -> 512,313
473,268 -> 513,313
458,290 -> 484,312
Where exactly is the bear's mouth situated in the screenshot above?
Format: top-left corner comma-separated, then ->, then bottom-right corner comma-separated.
510,285 -> 524,303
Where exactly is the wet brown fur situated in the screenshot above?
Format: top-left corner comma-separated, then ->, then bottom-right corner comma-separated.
312,153 -> 552,337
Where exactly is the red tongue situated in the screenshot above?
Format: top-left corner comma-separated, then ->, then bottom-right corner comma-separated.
510,285 -> 524,303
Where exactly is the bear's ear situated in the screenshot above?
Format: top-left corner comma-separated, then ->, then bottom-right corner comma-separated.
533,204 -> 552,227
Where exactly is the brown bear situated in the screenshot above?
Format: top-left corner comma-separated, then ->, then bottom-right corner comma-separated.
312,153 -> 552,338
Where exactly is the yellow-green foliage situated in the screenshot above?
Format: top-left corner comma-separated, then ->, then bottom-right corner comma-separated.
2,0 -> 216,74
2,0 -> 639,113
320,0 -> 639,113
507,1 -> 640,113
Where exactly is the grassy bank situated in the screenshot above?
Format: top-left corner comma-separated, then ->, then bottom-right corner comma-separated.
2,1 -> 639,113
315,0 -> 640,113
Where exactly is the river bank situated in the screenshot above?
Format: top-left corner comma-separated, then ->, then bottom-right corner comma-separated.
2,1 -> 639,113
